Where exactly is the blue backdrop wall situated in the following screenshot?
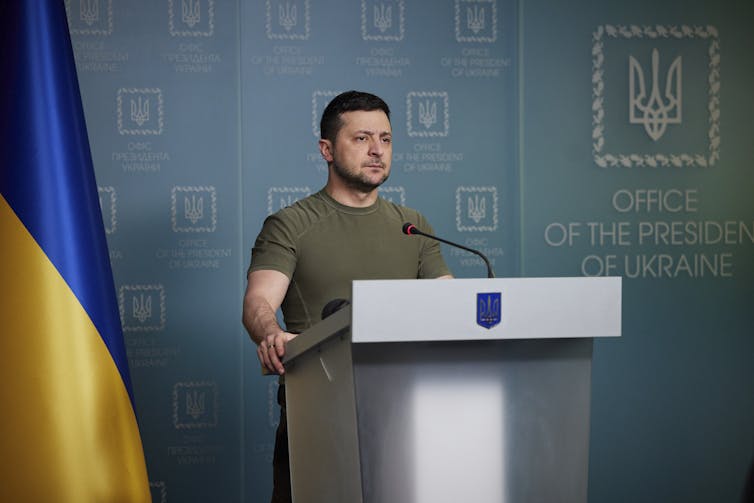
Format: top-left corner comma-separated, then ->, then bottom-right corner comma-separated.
67,0 -> 753,501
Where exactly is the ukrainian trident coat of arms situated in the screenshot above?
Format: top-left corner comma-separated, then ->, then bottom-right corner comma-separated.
476,292 -> 501,329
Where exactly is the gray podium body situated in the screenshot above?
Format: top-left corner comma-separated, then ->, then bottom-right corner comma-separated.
282,277 -> 621,503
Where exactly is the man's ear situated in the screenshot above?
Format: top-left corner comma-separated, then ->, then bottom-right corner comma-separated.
318,139 -> 334,162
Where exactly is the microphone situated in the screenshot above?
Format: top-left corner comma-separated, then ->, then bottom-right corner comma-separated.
321,298 -> 350,320
402,222 -> 496,278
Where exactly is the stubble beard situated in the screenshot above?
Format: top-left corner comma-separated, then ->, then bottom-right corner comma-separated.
332,160 -> 390,193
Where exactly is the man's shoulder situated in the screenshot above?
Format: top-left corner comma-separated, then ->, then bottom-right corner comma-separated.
377,197 -> 427,223
270,190 -> 332,225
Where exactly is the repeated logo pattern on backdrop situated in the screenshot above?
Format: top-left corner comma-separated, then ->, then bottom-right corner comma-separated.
168,0 -> 215,37
66,0 -> 113,35
66,0 -> 516,499
362,0 -> 405,41
67,0 -> 238,500
117,88 -> 165,136
173,381 -> 218,429
266,0 -> 310,40
67,1 -> 753,502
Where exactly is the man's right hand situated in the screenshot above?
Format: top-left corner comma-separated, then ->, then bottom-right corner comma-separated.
243,269 -> 295,375
257,330 -> 298,375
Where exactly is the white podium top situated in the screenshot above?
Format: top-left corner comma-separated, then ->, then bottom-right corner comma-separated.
351,277 -> 621,343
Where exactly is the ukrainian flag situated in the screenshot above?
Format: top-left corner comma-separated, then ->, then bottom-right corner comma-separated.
0,1 -> 150,501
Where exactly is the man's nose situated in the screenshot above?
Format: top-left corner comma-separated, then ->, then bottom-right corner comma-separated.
368,138 -> 383,156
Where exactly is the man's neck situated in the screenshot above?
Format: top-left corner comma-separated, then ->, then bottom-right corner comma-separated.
324,181 -> 379,208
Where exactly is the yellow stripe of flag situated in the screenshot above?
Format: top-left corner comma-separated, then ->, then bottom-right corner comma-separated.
0,194 -> 150,502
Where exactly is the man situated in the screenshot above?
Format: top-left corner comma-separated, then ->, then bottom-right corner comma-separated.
242,90 -> 452,503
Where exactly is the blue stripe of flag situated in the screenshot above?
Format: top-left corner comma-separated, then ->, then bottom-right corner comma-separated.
0,1 -> 134,403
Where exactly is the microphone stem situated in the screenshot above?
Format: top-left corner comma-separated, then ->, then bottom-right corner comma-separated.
414,230 -> 495,278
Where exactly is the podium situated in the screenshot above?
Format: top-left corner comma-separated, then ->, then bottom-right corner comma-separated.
282,277 -> 621,503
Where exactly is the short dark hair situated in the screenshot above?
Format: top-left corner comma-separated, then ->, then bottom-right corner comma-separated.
319,91 -> 391,143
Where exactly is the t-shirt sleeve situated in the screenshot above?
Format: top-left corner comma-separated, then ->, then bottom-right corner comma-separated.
248,212 -> 298,279
415,212 -> 452,279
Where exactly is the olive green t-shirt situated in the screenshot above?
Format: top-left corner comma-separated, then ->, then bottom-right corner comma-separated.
249,189 -> 451,333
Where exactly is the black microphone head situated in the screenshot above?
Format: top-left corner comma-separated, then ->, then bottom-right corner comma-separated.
402,222 -> 417,235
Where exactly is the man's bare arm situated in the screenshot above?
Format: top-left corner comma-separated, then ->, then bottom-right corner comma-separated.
242,269 -> 297,375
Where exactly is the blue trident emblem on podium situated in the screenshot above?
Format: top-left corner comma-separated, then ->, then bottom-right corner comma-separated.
477,292 -> 501,329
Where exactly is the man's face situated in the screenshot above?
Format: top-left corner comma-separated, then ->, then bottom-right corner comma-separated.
321,110 -> 392,192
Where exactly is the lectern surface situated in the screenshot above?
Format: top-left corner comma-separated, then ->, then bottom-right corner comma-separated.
284,277 -> 621,503
352,277 -> 621,343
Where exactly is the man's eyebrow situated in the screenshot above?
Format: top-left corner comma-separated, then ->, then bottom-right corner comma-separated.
352,129 -> 392,137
